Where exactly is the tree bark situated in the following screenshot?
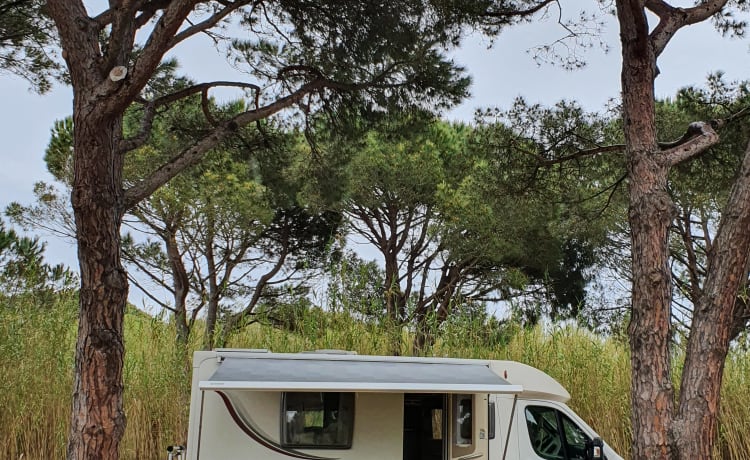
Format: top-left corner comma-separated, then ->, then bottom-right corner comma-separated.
67,103 -> 128,459
615,1 -> 745,458
617,1 -> 675,458
673,139 -> 750,459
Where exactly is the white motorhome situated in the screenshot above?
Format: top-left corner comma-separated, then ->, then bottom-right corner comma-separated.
171,349 -> 623,460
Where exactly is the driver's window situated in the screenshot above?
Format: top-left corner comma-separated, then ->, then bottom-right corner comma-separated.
561,414 -> 588,460
525,406 -> 592,460
525,406 -> 564,460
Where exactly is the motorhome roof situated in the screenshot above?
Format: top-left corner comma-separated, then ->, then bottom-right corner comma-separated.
197,351 -> 571,402
200,351 -> 523,394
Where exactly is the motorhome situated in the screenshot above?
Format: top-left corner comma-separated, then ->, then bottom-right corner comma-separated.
172,349 -> 623,460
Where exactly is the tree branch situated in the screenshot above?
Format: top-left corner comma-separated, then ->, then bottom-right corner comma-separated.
122,248 -> 176,296
483,0 -> 556,22
127,272 -> 175,312
120,80 -> 260,153
531,143 -> 624,166
46,0 -> 101,86
226,243 -> 290,329
649,0 -> 729,57
104,1 -> 140,74
133,0 -> 174,29
659,121 -> 719,167
169,0 -> 254,48
123,79 -> 323,207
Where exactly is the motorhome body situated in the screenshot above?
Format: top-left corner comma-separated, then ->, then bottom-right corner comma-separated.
180,349 -> 622,460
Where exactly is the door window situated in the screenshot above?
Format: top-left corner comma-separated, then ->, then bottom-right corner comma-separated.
524,406 -> 591,460
561,414 -> 589,460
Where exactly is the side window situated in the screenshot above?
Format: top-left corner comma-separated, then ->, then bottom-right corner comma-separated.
282,392 -> 354,449
454,394 -> 473,446
525,406 -> 564,459
560,414 -> 589,460
525,406 -> 592,460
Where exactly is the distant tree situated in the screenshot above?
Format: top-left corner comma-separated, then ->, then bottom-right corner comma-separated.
326,250 -> 386,322
472,98 -> 625,326
329,112 -> 606,351
10,92 -> 340,348
0,219 -> 75,299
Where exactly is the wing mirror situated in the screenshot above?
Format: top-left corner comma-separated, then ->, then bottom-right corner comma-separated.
585,437 -> 604,460
166,445 -> 185,460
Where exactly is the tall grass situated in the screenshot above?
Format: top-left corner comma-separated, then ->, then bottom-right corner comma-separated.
2,299 -> 750,459
717,349 -> 750,459
0,296 -> 191,460
0,292 -> 76,460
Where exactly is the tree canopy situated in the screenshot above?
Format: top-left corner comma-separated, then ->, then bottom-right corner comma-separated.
17,2 -> 561,455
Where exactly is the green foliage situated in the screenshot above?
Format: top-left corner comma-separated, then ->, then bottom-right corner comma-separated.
45,118 -> 74,184
0,293 -> 191,460
0,219 -> 76,299
326,250 -> 386,321
305,108 -> 617,338
5,181 -> 75,240
233,0 -> 475,114
0,0 -> 59,92
0,291 -> 77,459
668,75 -> 750,208
468,100 -> 623,325
13,67 -> 344,344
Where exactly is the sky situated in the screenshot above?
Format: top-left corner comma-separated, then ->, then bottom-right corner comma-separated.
1,6 -> 749,305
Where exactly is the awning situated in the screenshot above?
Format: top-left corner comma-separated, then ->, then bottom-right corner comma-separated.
199,356 -> 523,394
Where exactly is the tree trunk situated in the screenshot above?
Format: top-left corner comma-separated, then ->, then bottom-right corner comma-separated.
617,2 -> 675,458
672,140 -> 750,459
164,227 -> 191,345
67,107 -> 128,459
204,293 -> 219,350
203,221 -> 218,350
384,253 -> 402,321
412,309 -> 429,353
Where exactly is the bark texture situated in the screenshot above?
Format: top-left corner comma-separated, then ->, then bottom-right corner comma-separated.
46,2 -> 132,458
617,3 -> 675,458
68,109 -> 128,460
614,1 -> 739,459
673,140 -> 750,458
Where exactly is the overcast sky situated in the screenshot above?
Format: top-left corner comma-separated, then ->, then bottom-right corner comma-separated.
1,8 -> 749,305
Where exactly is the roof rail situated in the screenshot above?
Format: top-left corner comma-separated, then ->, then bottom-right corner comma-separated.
215,348 -> 269,353
306,349 -> 358,355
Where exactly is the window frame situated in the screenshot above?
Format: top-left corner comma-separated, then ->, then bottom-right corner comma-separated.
281,392 -> 355,450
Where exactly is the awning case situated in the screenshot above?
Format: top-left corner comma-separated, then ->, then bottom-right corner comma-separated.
200,356 -> 523,394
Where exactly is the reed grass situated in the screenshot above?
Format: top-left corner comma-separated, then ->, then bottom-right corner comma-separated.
2,298 -> 750,459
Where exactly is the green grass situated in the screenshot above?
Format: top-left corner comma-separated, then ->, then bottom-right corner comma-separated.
2,297 -> 750,459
